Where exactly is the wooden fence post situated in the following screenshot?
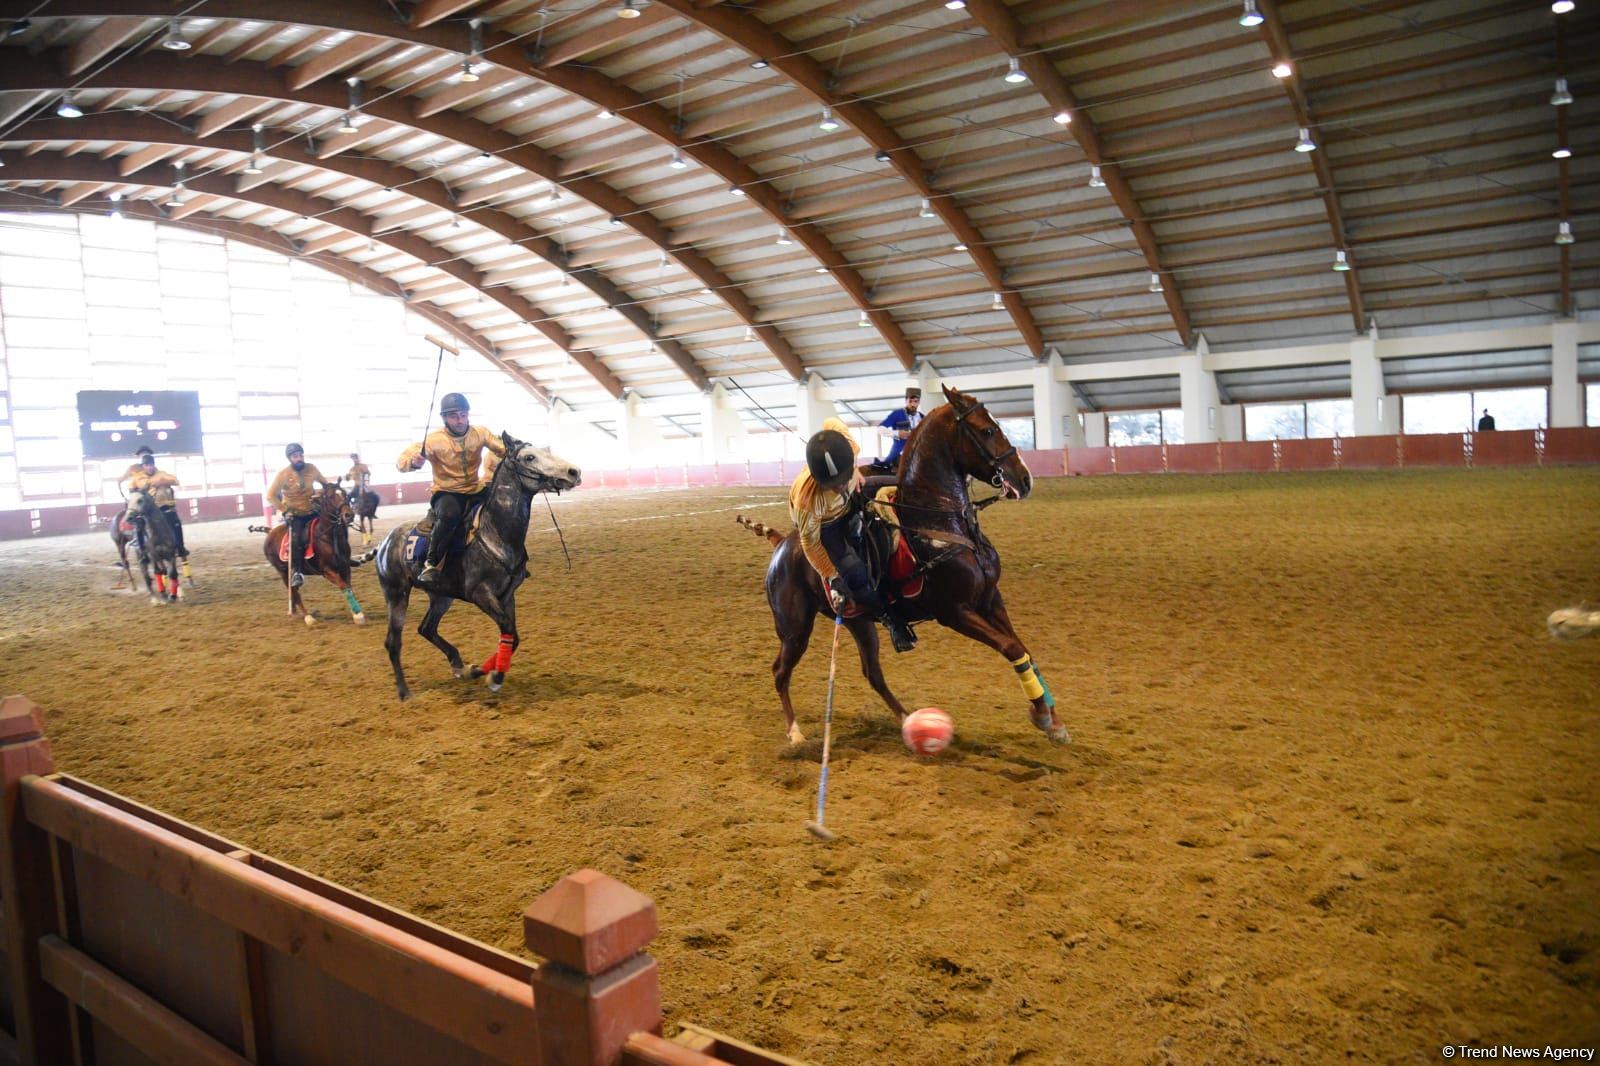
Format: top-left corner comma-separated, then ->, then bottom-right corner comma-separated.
0,695 -> 73,1064
525,869 -> 661,1066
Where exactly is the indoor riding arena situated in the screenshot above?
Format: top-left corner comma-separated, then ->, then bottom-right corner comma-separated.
0,3 -> 1596,1065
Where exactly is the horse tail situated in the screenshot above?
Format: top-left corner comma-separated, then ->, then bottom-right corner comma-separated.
350,548 -> 378,568
735,514 -> 786,549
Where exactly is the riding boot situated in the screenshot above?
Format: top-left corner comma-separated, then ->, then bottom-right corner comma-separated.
883,602 -> 918,654
416,556 -> 444,589
289,525 -> 305,587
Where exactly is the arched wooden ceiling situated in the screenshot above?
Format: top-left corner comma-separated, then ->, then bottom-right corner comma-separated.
0,1 -> 1593,409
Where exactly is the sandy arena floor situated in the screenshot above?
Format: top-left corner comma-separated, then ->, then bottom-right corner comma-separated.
1,467 -> 1597,1064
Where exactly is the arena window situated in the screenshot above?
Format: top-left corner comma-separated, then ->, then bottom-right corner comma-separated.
1107,409 -> 1178,446
1588,383 -> 1599,427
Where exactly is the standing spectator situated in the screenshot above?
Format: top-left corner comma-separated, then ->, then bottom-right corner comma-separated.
1477,408 -> 1496,432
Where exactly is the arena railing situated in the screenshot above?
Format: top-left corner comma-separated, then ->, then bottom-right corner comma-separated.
0,694 -> 803,1066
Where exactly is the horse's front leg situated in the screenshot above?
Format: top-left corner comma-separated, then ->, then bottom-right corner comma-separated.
138,554 -> 160,605
466,587 -> 516,692
936,598 -> 1070,746
330,565 -> 365,625
844,614 -> 910,723
384,580 -> 413,701
416,594 -> 464,674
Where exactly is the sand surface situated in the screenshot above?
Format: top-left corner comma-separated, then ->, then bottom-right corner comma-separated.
2,467 -> 1597,1064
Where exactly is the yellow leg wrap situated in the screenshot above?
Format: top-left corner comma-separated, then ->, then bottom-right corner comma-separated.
1011,653 -> 1045,700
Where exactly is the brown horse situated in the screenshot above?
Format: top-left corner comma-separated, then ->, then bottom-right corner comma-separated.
252,484 -> 372,626
741,385 -> 1069,747
345,482 -> 380,545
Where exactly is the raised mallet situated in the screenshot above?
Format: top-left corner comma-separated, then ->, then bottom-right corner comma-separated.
805,616 -> 844,842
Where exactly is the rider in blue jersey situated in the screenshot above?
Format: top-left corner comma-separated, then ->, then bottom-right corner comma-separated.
871,387 -> 923,473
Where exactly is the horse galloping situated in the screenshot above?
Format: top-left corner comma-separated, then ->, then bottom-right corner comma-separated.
124,489 -> 183,604
742,384 -> 1069,747
255,483 -> 371,626
374,433 -> 580,701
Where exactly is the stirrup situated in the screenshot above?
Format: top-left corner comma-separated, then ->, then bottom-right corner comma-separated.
416,563 -> 443,587
885,616 -> 917,654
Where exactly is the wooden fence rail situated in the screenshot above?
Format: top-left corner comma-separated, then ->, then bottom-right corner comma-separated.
0,695 -> 802,1066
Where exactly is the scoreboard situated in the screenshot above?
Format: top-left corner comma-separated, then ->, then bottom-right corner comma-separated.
76,390 -> 204,459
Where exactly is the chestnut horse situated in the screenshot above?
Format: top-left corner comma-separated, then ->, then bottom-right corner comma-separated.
741,385 -> 1069,747
252,483 -> 372,626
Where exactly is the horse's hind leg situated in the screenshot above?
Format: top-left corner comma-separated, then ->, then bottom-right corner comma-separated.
416,595 -> 465,675
772,609 -> 816,745
845,616 -> 910,724
384,582 -> 414,700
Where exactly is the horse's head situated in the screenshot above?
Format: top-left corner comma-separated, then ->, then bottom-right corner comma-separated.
317,483 -> 353,526
500,432 -> 582,494
125,487 -> 154,515
940,384 -> 1032,500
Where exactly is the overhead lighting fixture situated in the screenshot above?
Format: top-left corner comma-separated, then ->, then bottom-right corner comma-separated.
598,108 -> 614,120
340,77 -> 364,133
668,148 -> 687,170
618,0 -> 644,18
918,197 -> 934,219
874,149 -> 891,164
1551,77 -> 1573,106
339,111 -> 360,134
609,215 -> 623,228
1148,272 -> 1164,293
1004,57 -> 1028,85
547,186 -> 561,203
818,106 -> 839,132
743,325 -> 754,341
243,154 -> 263,175
1271,61 -> 1292,79
1294,127 -> 1317,153
1238,0 -> 1265,27
459,19 -> 482,82
1552,0 -> 1574,11
1053,110 -> 1072,125
945,0 -> 966,8
108,191 -> 124,220
1555,220 -> 1575,245
4,19 -> 31,38
858,309 -> 870,328
160,18 -> 190,51
750,58 -> 769,69
991,291 -> 1004,310
815,266 -> 828,274
1333,249 -> 1351,272
56,93 -> 82,119
451,215 -> 462,230
167,161 -> 187,208
1552,144 -> 1572,159
243,123 -> 265,174
953,241 -> 968,251
1088,164 -> 1105,187
728,184 -> 745,196
776,229 -> 793,246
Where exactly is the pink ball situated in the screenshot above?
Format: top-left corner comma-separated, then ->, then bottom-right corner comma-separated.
902,707 -> 954,755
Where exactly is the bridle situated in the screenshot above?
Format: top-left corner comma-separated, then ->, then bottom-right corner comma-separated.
317,485 -> 352,528
949,394 -> 1019,489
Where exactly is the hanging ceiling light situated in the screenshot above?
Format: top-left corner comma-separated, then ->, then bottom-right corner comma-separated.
618,0 -> 644,18
858,309 -> 870,328
991,291 -> 1004,310
750,58 -> 769,70
818,106 -> 839,132
547,186 -> 561,203
243,123 -> 265,174
459,19 -> 482,82
953,241 -> 968,251
243,154 -> 263,175
597,108 -> 614,120
1333,249 -> 1351,272
56,93 -> 82,119
340,78 -> 363,133
874,149 -> 891,164
1003,57 -> 1028,85
743,325 -> 754,341
919,198 -> 934,219
815,266 -> 828,274
166,162 -> 186,207
1294,127 -> 1317,153
1148,272 -> 1164,293
1271,61 -> 1292,79
458,59 -> 478,83
1088,164 -> 1105,187
161,18 -> 190,51
1551,78 -> 1573,106
776,229 -> 793,246
1238,0 -> 1265,27
945,0 -> 966,8
728,184 -> 745,196
1551,0 -> 1574,11
108,191 -> 124,220
668,148 -> 687,170
1053,110 -> 1072,125
1552,144 -> 1572,159
609,216 -> 623,228
339,111 -> 360,134
1555,220 -> 1575,244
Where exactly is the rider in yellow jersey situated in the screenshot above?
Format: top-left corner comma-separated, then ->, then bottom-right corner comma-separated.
397,393 -> 505,589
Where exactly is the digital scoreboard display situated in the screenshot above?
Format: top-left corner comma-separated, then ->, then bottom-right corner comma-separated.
76,390 -> 204,459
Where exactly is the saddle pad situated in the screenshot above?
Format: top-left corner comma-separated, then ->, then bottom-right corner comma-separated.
404,532 -> 429,563
276,519 -> 319,562
870,487 -> 925,600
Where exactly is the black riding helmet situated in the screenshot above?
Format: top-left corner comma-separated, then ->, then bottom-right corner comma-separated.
134,445 -> 154,458
440,393 -> 470,416
805,429 -> 854,488
285,442 -> 304,459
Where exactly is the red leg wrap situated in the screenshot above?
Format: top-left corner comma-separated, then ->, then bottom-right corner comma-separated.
479,651 -> 498,674
154,574 -> 166,594
496,634 -> 515,674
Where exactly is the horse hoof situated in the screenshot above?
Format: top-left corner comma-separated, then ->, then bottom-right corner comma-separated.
786,725 -> 806,745
352,612 -> 366,626
467,666 -> 484,680
1046,724 -> 1072,746
451,665 -> 466,679
397,688 -> 411,702
486,671 -> 504,692
304,615 -> 317,628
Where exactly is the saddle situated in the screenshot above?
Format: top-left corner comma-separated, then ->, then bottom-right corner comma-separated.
826,489 -> 926,618
277,518 -> 322,562
404,502 -> 485,564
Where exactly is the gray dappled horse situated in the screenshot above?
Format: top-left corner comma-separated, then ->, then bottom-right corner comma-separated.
124,488 -> 182,604
375,433 -> 580,700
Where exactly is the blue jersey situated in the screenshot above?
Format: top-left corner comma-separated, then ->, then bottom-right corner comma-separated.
879,407 -> 923,465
